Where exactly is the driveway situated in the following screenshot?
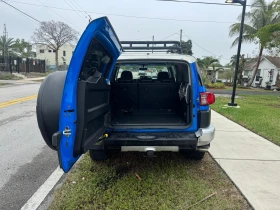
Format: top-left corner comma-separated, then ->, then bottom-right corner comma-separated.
210,89 -> 280,96
210,111 -> 280,210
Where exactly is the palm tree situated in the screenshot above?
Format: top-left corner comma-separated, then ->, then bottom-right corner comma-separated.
197,56 -> 221,83
229,0 -> 280,87
0,36 -> 15,57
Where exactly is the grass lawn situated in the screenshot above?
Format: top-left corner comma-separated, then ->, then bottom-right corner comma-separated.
212,95 -> 280,145
0,72 -> 21,80
24,71 -> 52,78
0,82 -> 6,86
50,153 -> 250,210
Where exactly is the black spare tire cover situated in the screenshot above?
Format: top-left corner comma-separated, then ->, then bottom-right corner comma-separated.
36,71 -> 67,150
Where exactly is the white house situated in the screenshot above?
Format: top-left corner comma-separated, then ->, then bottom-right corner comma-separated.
35,44 -> 76,68
243,56 -> 280,87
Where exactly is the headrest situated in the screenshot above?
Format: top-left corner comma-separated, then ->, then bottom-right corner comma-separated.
120,71 -> 133,80
157,72 -> 169,80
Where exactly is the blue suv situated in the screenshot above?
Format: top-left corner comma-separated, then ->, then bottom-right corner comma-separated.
36,17 -> 215,173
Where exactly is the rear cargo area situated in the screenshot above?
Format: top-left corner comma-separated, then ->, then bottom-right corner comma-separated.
109,61 -> 191,128
111,109 -> 186,126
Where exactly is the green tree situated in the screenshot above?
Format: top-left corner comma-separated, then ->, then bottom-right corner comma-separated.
229,0 -> 280,87
257,23 -> 280,55
197,56 -> 222,83
169,39 -> 193,55
0,36 -> 15,57
12,39 -> 33,57
181,40 -> 193,55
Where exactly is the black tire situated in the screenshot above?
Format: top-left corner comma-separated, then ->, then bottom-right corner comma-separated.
36,71 -> 67,150
89,149 -> 110,161
180,150 -> 205,160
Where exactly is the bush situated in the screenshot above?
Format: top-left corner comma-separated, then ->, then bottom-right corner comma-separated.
206,82 -> 225,89
224,82 -> 233,86
216,80 -> 223,83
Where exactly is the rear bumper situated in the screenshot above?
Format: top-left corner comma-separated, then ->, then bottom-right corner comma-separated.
89,127 -> 215,152
195,124 -> 215,147
90,132 -> 198,151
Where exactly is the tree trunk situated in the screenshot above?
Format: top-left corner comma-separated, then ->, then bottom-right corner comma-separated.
55,49 -> 59,70
276,72 -> 280,87
247,46 -> 264,87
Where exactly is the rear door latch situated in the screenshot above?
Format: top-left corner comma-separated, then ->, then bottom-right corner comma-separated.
63,127 -> 71,137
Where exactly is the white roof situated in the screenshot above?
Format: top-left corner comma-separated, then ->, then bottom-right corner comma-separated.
118,53 -> 197,63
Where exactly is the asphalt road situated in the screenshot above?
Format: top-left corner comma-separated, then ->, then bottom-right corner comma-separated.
0,83 -> 58,210
210,89 -> 280,96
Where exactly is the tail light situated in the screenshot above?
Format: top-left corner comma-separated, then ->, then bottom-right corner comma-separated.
200,92 -> 215,106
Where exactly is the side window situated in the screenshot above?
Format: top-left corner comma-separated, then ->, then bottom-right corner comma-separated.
79,38 -> 112,80
195,63 -> 203,86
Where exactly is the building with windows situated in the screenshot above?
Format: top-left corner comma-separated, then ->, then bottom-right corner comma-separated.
243,56 -> 280,87
35,44 -> 76,69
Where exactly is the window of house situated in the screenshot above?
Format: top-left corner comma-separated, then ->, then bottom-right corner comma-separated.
63,51 -> 66,56
269,69 -> 274,82
53,50 -> 56,53
255,69 -> 262,81
39,49 -> 44,53
48,50 -> 52,53
244,70 -> 249,76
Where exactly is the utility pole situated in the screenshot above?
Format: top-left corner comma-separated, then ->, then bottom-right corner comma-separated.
3,24 -> 8,71
180,29 -> 182,47
3,24 -> 7,57
152,35 -> 154,53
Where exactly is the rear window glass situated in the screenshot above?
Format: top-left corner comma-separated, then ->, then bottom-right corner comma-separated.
79,38 -> 112,80
116,64 -> 170,80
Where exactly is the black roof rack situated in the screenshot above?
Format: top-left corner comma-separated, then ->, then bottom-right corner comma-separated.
120,41 -> 182,54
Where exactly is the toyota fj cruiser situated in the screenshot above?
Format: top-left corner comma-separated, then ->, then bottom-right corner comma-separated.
36,17 -> 215,173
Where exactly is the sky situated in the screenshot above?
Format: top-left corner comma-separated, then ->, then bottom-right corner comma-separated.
0,0 -> 261,65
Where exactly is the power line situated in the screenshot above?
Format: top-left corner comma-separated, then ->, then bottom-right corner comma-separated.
4,0 -> 236,24
35,0 -> 82,31
70,0 -> 89,18
1,0 -> 41,23
157,0 -> 259,7
182,31 -> 230,61
63,0 -> 85,21
160,33 -> 179,41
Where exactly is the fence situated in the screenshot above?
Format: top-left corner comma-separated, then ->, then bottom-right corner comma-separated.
0,56 -> 46,73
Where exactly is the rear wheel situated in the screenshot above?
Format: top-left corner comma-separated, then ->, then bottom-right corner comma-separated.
180,150 -> 205,160
89,149 -> 110,161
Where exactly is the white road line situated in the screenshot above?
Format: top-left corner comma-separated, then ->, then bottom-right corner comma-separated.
21,166 -> 64,210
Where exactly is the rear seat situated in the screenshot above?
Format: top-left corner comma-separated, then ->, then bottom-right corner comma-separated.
112,71 -> 179,110
138,72 -> 178,109
111,71 -> 137,109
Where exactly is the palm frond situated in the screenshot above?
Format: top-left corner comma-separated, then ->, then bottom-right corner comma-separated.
230,35 -> 256,47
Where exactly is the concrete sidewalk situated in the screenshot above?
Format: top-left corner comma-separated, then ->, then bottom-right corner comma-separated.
209,111 -> 280,210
